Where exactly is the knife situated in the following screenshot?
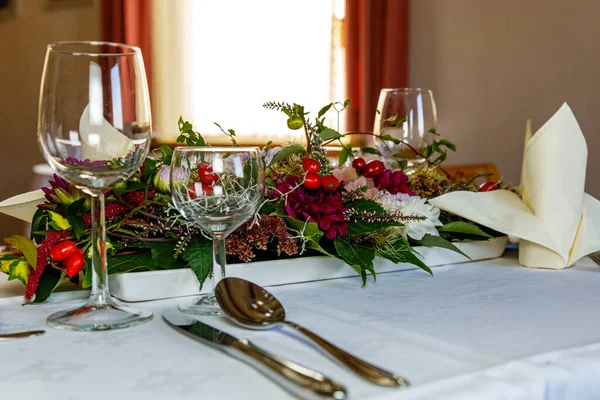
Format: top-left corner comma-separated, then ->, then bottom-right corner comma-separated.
162,309 -> 347,400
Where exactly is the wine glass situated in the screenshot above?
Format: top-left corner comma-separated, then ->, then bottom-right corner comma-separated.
373,88 -> 437,170
170,147 -> 265,316
38,41 -> 153,331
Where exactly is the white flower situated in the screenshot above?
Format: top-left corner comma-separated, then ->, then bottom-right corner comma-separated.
262,147 -> 282,166
376,193 -> 442,241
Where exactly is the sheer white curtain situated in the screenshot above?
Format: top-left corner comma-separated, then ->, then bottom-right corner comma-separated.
152,0 -> 344,145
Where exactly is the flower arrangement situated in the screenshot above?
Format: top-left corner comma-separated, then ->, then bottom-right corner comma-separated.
0,100 -> 503,303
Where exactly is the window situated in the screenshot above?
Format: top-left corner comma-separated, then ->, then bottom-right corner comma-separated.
152,0 -> 345,145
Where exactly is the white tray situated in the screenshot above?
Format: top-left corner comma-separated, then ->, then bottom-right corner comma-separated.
109,236 -> 509,302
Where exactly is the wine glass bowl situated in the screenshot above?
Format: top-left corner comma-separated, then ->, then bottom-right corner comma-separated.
373,88 -> 437,170
170,146 -> 265,316
38,41 -> 153,331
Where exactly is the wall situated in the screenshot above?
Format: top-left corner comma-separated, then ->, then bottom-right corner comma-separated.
410,0 -> 600,196
0,0 -> 100,239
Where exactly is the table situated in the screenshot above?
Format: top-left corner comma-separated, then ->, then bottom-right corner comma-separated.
1,249 -> 600,399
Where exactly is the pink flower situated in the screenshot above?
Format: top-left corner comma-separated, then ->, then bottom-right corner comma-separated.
332,167 -> 358,184
344,176 -> 379,199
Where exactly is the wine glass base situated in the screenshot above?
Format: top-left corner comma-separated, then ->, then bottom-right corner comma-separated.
178,293 -> 224,316
46,299 -> 153,332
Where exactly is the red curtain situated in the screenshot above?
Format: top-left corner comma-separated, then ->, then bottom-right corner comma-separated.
101,0 -> 152,103
345,0 -> 409,134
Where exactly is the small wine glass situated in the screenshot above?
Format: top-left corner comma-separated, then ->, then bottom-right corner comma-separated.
170,146 -> 265,316
38,41 -> 153,331
373,88 -> 437,170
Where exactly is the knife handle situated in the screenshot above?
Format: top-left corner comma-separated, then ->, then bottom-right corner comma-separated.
228,338 -> 347,400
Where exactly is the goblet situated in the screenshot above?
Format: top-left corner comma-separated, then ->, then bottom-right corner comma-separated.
373,88 -> 437,170
170,147 -> 265,316
38,41 -> 153,331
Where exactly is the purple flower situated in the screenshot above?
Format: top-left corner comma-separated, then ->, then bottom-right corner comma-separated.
282,177 -> 349,239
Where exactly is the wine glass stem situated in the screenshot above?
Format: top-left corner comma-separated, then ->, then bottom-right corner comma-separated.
211,235 -> 227,296
89,191 -> 111,305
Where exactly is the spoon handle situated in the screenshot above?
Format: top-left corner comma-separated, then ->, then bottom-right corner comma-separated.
0,330 -> 45,340
284,321 -> 408,388
228,339 -> 347,400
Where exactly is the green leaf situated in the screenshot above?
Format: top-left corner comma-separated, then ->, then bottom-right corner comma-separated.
318,128 -> 343,141
82,253 -> 92,288
125,241 -> 184,270
67,198 -> 87,216
67,215 -> 85,240
8,260 -> 31,285
439,221 -> 491,238
378,239 -> 433,275
412,234 -> 470,260
338,144 -> 351,167
140,157 -> 158,184
157,145 -> 174,165
30,207 -> 48,243
334,239 -> 376,286
318,103 -> 333,118
343,99 -> 352,108
47,210 -> 72,231
0,254 -> 17,274
181,235 -> 213,291
429,127 -> 437,134
380,134 -> 401,145
361,147 -> 381,155
107,250 -> 155,274
438,139 -> 457,151
269,144 -> 306,166
31,268 -> 65,304
4,235 -> 37,270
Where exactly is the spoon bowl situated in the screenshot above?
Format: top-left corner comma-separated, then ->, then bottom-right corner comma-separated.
215,277 -> 409,388
215,277 -> 286,329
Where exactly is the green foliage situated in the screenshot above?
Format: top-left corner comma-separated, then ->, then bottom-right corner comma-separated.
181,235 -> 213,291
377,239 -> 433,275
4,235 -> 37,270
344,199 -> 403,235
30,207 -> 48,243
284,217 -> 329,255
177,117 -> 206,147
0,254 -> 17,274
411,234 -> 470,260
334,238 -> 376,286
47,210 -> 71,231
269,145 -> 306,167
156,145 -> 174,165
31,269 -> 65,304
438,221 -> 491,238
8,260 -> 30,285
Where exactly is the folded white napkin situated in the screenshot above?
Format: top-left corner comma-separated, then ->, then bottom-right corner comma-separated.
79,104 -> 134,161
429,103 -> 600,269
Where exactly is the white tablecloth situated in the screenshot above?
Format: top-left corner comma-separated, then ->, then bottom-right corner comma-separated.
1,249 -> 600,400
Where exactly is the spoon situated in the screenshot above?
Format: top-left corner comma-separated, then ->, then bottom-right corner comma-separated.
215,277 -> 409,388
0,330 -> 45,340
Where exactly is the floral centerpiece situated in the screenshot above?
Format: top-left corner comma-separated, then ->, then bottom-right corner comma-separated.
0,100 -> 503,303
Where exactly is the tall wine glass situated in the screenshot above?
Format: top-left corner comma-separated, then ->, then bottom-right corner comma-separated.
38,41 -> 153,331
170,147 -> 265,316
373,88 -> 437,170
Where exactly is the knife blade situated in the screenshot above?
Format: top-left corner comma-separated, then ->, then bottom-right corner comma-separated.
163,309 -> 347,400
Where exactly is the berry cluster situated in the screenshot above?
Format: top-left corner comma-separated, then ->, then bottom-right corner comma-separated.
301,158 -> 340,192
352,157 -> 413,195
49,240 -> 85,278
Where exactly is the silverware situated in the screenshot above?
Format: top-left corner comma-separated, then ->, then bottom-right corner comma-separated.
215,277 -> 409,388
162,309 -> 347,400
0,330 -> 45,340
589,252 -> 600,266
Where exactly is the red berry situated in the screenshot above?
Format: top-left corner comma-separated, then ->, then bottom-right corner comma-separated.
362,160 -> 384,177
322,175 -> 340,192
479,181 -> 499,192
49,240 -> 78,262
302,157 -> 320,173
64,252 -> 85,277
200,172 -> 218,186
198,163 -> 211,175
303,171 -> 322,190
352,157 -> 366,171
